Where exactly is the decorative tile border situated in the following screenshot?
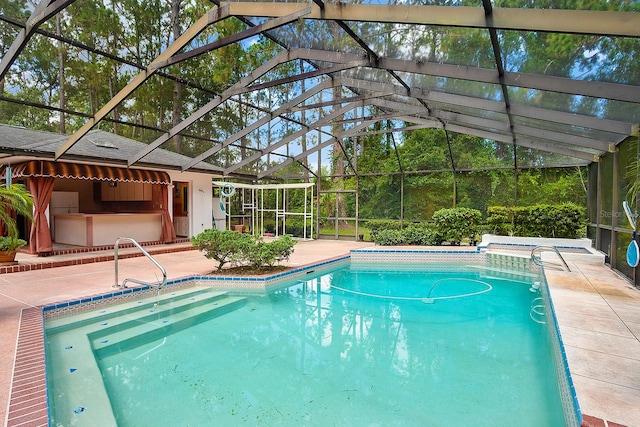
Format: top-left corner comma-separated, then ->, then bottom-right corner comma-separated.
538,274 -> 582,427
43,282 -> 193,319
351,247 -> 541,272
484,242 -> 591,254
190,256 -> 350,291
351,247 -> 485,265
43,256 -> 350,318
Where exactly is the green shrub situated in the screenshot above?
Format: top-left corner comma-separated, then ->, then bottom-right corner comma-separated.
266,234 -> 297,265
191,229 -> 297,271
374,229 -> 403,246
191,229 -> 253,271
369,221 -> 445,246
486,206 -> 512,235
242,240 -> 274,268
401,223 -> 439,246
367,220 -> 402,242
432,207 -> 482,245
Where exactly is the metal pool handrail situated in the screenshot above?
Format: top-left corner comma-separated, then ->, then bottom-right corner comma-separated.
113,237 -> 167,289
530,245 -> 571,272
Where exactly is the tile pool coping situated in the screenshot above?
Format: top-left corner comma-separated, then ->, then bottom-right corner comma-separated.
7,249 -> 590,426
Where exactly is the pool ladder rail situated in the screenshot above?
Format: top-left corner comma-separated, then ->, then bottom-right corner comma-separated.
113,237 -> 167,290
530,245 -> 571,272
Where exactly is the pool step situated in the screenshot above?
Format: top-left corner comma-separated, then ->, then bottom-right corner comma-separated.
91,294 -> 246,357
46,287 -> 218,333
88,290 -> 232,338
44,288 -> 245,426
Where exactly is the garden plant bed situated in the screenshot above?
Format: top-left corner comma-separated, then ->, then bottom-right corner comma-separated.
207,264 -> 291,276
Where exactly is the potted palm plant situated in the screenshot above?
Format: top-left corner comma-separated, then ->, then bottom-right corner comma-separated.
0,183 -> 34,263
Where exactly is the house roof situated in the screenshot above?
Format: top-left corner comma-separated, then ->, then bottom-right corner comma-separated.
0,124 -> 223,175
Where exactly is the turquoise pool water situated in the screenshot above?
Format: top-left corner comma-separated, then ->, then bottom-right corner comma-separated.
46,263 -> 570,426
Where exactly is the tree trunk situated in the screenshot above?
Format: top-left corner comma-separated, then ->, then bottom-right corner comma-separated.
56,14 -> 66,133
170,0 -> 183,153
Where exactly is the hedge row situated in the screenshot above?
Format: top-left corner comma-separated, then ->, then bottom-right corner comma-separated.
486,204 -> 585,238
368,204 -> 585,246
371,223 -> 441,246
368,207 -> 482,246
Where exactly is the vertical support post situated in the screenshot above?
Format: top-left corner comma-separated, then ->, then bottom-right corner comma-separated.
303,187 -> 308,240
275,188 -> 280,237
354,133 -> 359,242
355,178 -> 360,241
611,147 -> 619,268
283,188 -> 287,236
252,187 -> 256,236
304,187 -> 313,239
596,158 -> 603,250
258,188 -> 262,236
400,174 -> 405,225
513,143 -> 518,206
334,194 -> 339,239
316,134 -> 321,239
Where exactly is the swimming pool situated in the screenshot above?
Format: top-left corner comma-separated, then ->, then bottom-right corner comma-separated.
44,259 -> 580,426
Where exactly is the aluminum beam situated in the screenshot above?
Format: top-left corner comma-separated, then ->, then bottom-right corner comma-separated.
329,74 -> 631,156
379,57 -> 640,104
130,56 -> 363,166
128,49 -> 293,166
336,76 -> 633,136
258,120 -> 375,179
430,110 -> 612,151
444,124 -> 596,162
292,49 -> 640,104
226,2 -> 640,37
224,102 -> 360,175
368,98 -> 612,153
398,116 -> 594,161
181,80 -> 331,170
353,123 -> 442,137
156,8 -> 311,69
289,92 -> 394,111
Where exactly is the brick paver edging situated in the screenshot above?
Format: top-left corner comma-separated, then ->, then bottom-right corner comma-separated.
6,307 -> 48,427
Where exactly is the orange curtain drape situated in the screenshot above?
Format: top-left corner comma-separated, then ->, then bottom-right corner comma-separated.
156,184 -> 176,243
28,176 -> 55,255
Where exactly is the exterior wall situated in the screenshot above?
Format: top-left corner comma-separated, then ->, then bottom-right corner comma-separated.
167,171 -> 213,237
53,179 -> 102,212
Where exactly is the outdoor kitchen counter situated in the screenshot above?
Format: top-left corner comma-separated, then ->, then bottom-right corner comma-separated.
53,212 -> 163,247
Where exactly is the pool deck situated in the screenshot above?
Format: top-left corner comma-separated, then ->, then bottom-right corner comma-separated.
1,240 -> 638,427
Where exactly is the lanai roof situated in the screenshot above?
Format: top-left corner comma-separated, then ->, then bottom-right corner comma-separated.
0,1 -> 638,180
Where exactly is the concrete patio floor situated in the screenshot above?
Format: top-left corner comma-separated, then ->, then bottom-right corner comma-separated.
1,240 -> 639,426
